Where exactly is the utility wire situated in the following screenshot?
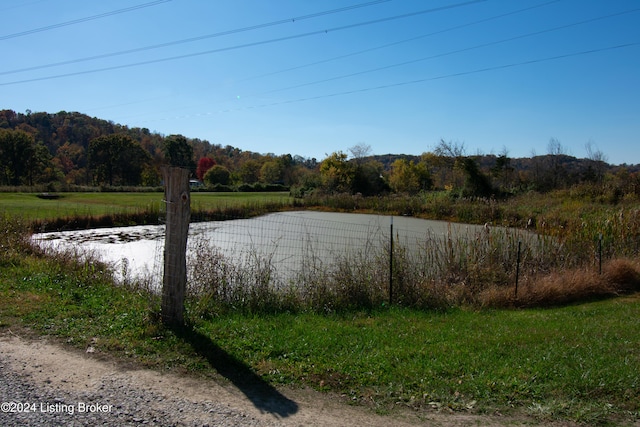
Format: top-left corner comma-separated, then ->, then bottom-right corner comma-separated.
0,0 -> 486,84
0,0 -> 173,41
262,6 -> 640,95
255,43 -> 640,109
242,0 -> 561,82
0,0 -> 392,75
142,42 -> 638,120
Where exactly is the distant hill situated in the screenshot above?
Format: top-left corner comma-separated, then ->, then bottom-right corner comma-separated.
1,108 -> 638,191
372,153 -> 640,175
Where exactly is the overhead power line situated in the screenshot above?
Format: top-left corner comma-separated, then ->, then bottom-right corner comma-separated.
262,6 -> 640,95
252,43 -> 640,109
141,42 -> 638,121
0,0 -> 173,41
1,0 -> 392,75
0,0 -> 486,84
242,0 -> 561,82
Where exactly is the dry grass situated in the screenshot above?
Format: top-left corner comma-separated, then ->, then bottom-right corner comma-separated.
479,258 -> 640,308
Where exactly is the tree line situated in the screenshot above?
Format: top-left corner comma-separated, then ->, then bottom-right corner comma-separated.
1,109 -> 638,198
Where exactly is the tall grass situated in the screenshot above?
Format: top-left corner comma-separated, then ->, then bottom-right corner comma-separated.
7,188 -> 640,314
184,218 -> 640,315
19,193 -> 294,232
3,194 -> 640,424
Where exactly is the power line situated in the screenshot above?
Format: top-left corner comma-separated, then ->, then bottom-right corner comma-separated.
0,0 -> 486,85
241,0 -> 561,82
142,42 -> 638,121
262,6 -> 640,95
0,0 -> 173,41
262,43 -> 640,107
0,0 -> 392,76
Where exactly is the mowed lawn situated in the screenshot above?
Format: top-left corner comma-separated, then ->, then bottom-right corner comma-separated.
0,192 -> 292,221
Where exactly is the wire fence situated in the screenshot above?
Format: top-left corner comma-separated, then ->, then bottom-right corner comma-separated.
32,207 -> 640,312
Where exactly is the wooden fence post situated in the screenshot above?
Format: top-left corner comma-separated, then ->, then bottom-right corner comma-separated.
161,166 -> 191,325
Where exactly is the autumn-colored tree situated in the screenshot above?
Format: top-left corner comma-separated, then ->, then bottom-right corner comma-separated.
319,151 -> 353,193
237,159 -> 261,184
389,158 -> 432,194
260,159 -> 283,184
196,157 -> 215,181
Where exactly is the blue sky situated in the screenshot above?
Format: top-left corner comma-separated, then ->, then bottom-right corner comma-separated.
1,0 -> 639,164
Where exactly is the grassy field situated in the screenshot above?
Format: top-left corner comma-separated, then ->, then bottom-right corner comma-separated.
1,190 -> 639,424
1,249 -> 638,425
0,191 -> 292,221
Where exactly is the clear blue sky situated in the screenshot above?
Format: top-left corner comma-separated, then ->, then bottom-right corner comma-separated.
1,0 -> 639,164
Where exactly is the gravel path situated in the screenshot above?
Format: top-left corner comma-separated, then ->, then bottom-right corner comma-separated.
0,335 -> 279,427
0,332 -> 427,427
0,331 -> 582,427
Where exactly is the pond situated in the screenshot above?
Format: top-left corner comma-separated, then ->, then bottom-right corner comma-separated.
32,211 -> 493,288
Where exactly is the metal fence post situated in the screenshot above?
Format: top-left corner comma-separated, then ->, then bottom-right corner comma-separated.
515,240 -> 521,299
389,216 -> 393,305
598,233 -> 603,275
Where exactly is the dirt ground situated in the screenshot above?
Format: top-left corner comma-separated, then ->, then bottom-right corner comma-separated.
0,330 -> 584,426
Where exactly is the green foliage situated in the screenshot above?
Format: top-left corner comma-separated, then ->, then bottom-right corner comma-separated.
389,158 -> 432,194
203,164 -> 230,186
162,134 -> 195,170
1,190 -> 640,424
457,157 -> 494,197
319,151 -> 352,193
319,151 -> 389,195
0,128 -> 54,186
88,134 -> 151,186
259,159 -> 283,184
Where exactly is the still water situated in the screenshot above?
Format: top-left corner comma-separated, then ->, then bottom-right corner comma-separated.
33,211 -> 489,286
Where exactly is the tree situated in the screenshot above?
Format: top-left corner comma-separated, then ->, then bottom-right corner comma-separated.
351,159 -> 388,195
88,134 -> 151,186
196,157 -> 215,181
26,142 -> 59,185
458,157 -> 493,197
203,165 -> 230,185
490,148 -> 515,192
432,140 -> 466,189
237,159 -> 261,184
0,129 -> 36,185
389,158 -> 432,194
260,159 -> 283,184
163,134 -> 194,170
348,143 -> 372,163
584,141 -> 608,183
319,151 -> 353,193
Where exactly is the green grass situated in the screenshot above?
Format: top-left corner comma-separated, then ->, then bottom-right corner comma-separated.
1,190 -> 639,424
1,248 -> 638,424
195,301 -> 640,420
0,191 -> 292,221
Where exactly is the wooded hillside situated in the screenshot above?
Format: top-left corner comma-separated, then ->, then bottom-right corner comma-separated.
1,109 -> 638,198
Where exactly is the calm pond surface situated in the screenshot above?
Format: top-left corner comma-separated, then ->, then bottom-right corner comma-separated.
33,211 -> 490,287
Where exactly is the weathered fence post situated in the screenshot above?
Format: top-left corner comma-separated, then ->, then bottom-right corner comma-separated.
161,166 -> 191,326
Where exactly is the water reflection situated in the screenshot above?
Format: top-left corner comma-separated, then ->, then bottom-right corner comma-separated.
33,211 -> 488,288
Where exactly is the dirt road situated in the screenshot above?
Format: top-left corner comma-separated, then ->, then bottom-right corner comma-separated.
0,331 -> 577,426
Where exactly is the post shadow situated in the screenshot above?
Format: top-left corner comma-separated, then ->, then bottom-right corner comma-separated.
172,325 -> 298,418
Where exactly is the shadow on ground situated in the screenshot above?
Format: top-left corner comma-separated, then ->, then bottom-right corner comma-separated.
173,325 -> 298,418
